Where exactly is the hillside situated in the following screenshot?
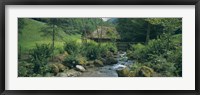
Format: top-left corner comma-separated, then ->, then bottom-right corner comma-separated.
18,18 -> 81,54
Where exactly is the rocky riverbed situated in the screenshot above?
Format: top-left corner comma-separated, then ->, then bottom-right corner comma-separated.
78,51 -> 133,77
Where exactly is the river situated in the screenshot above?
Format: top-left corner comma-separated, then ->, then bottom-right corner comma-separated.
79,52 -> 133,77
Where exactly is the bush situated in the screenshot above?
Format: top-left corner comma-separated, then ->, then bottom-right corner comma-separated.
18,61 -> 34,77
129,43 -> 146,60
29,44 -> 53,74
104,43 -> 118,53
128,33 -> 182,77
98,43 -> 118,58
64,40 -> 80,55
142,55 -> 177,77
81,41 -> 101,60
63,55 -> 79,68
57,47 -> 65,54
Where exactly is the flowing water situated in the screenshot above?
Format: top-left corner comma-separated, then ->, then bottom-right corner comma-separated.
79,52 -> 133,77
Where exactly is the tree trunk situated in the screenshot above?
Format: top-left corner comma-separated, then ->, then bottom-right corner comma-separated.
100,21 -> 103,45
146,23 -> 150,44
81,19 -> 84,44
82,19 -> 87,44
95,21 -> 100,44
52,24 -> 55,49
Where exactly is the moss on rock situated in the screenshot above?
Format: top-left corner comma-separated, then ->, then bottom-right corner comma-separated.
137,66 -> 154,77
116,67 -> 130,77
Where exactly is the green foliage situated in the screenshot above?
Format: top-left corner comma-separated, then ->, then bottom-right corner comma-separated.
128,43 -> 146,60
145,18 -> 182,33
104,43 -> 118,53
63,55 -> 79,68
18,18 -> 72,55
30,44 -> 53,74
99,43 -> 118,58
18,61 -> 34,77
106,28 -> 118,42
18,18 -> 182,77
145,55 -> 177,76
116,18 -> 163,42
128,33 -> 182,77
81,41 -> 100,60
64,40 -> 80,55
18,18 -> 26,34
130,62 -> 155,77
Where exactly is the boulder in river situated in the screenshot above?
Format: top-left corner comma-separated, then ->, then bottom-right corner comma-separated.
85,61 -> 95,68
116,67 -> 130,77
75,65 -> 86,72
138,66 -> 154,77
94,59 -> 104,67
105,57 -> 118,65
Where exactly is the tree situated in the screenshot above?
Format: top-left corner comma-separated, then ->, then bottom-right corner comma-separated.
145,18 -> 182,34
116,18 -> 148,42
41,18 -> 64,50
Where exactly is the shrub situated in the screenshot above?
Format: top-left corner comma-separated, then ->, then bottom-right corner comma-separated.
129,43 -> 146,60
127,33 -> 182,77
18,61 -> 34,77
64,40 -> 80,55
104,43 -> 118,53
98,43 -> 118,58
29,44 -> 53,74
81,41 -> 101,60
63,55 -> 79,68
57,47 -> 65,54
145,55 -> 177,77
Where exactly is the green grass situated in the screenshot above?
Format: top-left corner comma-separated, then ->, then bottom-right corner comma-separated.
18,18 -> 81,54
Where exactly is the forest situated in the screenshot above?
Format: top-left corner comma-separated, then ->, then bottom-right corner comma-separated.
18,18 -> 182,77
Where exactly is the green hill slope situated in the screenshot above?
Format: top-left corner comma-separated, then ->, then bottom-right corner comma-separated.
18,18 -> 81,54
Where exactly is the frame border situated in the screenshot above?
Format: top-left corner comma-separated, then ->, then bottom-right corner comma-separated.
0,0 -> 199,95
